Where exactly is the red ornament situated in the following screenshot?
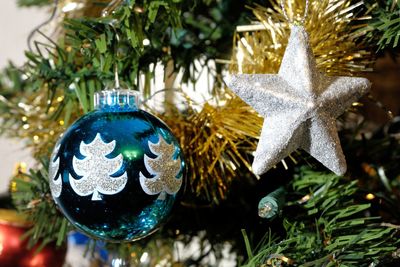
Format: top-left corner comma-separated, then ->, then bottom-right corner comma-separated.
0,209 -> 66,267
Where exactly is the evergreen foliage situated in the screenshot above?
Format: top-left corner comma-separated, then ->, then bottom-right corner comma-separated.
0,0 -> 399,265
243,168 -> 400,267
364,0 -> 400,50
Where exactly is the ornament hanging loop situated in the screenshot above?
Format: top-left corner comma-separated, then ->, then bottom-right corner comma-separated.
109,24 -> 121,90
280,0 -> 309,25
114,63 -> 121,89
27,0 -> 59,52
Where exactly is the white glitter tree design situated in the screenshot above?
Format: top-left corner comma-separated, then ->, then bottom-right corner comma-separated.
70,133 -> 128,201
139,134 -> 182,196
49,144 -> 62,198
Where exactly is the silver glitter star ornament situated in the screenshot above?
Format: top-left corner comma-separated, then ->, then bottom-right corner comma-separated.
225,25 -> 371,176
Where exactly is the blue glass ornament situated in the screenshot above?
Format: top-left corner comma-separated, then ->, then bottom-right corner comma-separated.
49,90 -> 185,242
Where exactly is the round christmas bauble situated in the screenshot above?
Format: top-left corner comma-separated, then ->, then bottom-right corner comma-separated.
0,209 -> 66,267
49,90 -> 185,242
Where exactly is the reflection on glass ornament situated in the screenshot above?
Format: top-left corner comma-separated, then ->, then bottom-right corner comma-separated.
49,89 -> 185,242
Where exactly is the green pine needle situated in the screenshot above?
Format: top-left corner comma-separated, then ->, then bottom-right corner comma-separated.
242,168 -> 400,267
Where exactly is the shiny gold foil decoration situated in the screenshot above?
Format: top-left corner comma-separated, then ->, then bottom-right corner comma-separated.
157,93 -> 263,202
231,0 -> 373,75
0,89 -> 81,159
57,0 -> 116,18
0,209 -> 29,227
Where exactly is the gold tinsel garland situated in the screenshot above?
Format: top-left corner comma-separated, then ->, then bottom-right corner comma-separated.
4,0 -> 374,203
230,0 -> 373,75
157,93 -> 263,202
0,89 -> 81,158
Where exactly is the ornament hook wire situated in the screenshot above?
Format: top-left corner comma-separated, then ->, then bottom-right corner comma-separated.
280,0 -> 309,25
27,0 -> 59,52
114,63 -> 121,89
101,0 -> 126,17
113,27 -> 121,89
109,24 -> 121,90
367,93 -> 394,121
101,5 -> 123,90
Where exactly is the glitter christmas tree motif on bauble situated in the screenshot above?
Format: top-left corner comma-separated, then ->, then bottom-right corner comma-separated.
48,90 -> 185,242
